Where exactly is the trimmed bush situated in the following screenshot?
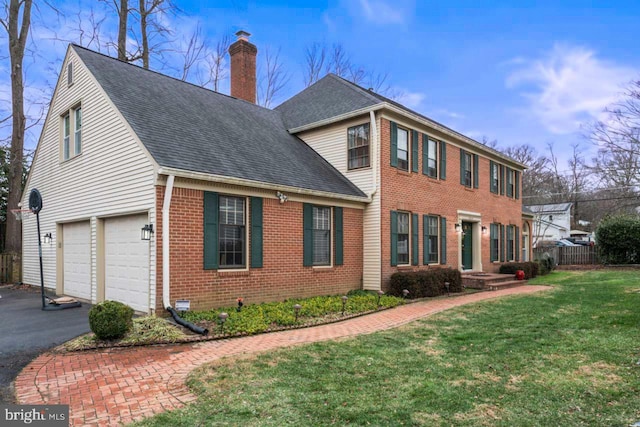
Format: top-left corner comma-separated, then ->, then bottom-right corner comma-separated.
596,214 -> 640,264
537,255 -> 556,276
388,268 -> 462,299
499,262 -> 539,279
89,300 -> 134,340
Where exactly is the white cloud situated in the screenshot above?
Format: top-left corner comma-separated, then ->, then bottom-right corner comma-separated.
393,89 -> 426,110
357,0 -> 408,25
505,43 -> 637,134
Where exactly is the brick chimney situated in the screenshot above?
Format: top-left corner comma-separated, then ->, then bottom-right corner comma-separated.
229,30 -> 257,103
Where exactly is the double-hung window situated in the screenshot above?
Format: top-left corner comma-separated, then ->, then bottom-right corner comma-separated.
312,206 -> 331,266
463,152 -> 472,187
426,215 -> 439,263
348,123 -> 370,170
506,168 -> 514,198
490,223 -> 499,261
397,128 -> 409,171
490,162 -> 499,194
62,105 -> 82,161
219,196 -> 246,268
397,212 -> 410,265
427,138 -> 438,178
506,225 -> 514,261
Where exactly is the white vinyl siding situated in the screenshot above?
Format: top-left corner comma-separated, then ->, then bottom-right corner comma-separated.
21,47 -> 156,311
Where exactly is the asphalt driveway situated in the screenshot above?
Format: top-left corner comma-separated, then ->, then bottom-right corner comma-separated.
0,286 -> 91,404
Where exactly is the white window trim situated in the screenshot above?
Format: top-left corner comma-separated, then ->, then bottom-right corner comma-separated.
397,211 -> 411,266
426,138 -> 439,179
61,104 -> 82,162
347,122 -> 371,171
217,195 -> 250,272
312,205 -> 334,269
396,127 -> 410,172
426,214 -> 440,265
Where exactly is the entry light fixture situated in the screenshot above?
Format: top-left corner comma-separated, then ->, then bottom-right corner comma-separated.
276,191 -> 288,204
141,224 -> 154,241
482,225 -> 488,234
43,233 -> 52,244
455,223 -> 462,234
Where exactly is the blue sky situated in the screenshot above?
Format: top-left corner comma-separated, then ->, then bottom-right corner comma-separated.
2,0 -> 639,167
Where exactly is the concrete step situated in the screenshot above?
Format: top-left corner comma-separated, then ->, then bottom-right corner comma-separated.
485,280 -> 527,291
462,273 -> 518,289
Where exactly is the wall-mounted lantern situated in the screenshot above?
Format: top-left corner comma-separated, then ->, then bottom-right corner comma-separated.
43,233 -> 52,244
141,224 -> 154,241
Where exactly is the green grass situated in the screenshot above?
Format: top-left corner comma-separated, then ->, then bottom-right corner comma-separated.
136,270 -> 640,426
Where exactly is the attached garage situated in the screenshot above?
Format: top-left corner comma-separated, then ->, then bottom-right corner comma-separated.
62,221 -> 91,300
104,214 -> 150,312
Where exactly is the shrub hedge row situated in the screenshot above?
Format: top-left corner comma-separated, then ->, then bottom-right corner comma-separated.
498,261 -> 540,279
388,268 -> 462,299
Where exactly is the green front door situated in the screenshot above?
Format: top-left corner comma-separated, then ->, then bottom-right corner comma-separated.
461,222 -> 473,270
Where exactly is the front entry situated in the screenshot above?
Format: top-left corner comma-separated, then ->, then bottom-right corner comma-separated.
461,222 -> 473,270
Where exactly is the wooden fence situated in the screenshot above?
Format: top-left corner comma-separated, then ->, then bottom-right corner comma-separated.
0,253 -> 21,284
533,246 -> 599,265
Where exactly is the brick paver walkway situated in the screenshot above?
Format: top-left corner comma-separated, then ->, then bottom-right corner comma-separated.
15,285 -> 549,426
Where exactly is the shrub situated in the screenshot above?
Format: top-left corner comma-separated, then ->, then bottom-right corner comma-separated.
499,262 -> 539,279
388,268 -> 462,299
89,300 -> 134,340
596,214 -> 640,264
536,255 -> 556,276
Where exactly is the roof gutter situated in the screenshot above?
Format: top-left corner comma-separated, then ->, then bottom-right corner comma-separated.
156,167 -> 369,204
288,104 -> 385,134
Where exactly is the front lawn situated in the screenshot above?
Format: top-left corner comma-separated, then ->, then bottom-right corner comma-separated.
136,270 -> 640,426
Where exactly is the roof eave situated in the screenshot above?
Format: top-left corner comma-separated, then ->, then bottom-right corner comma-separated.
157,167 -> 370,203
287,104 -> 384,133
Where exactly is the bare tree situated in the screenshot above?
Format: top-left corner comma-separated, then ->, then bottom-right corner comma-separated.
116,0 -> 128,60
302,42 -> 326,87
257,47 -> 290,108
137,0 -> 176,69
200,34 -> 231,91
178,24 -> 205,81
0,0 -> 32,253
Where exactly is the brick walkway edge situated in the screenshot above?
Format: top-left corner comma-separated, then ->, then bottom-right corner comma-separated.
15,285 -> 549,426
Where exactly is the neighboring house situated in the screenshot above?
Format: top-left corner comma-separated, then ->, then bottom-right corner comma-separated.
22,33 -> 530,314
526,203 -> 572,246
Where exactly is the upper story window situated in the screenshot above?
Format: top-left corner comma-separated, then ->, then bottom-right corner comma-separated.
460,149 -> 479,189
396,211 -> 410,265
490,161 -> 500,194
219,195 -> 246,268
462,152 -> 472,187
312,206 -> 331,266
62,105 -> 82,161
347,123 -> 370,170
397,128 -> 409,171
426,138 -> 438,178
506,168 -> 514,197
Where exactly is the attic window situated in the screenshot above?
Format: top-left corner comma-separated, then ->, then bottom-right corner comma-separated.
67,62 -> 73,86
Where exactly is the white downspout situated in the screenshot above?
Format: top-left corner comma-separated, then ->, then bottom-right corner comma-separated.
162,175 -> 175,309
368,110 -> 378,200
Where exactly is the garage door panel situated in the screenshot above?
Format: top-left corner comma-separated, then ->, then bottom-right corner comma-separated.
105,214 -> 149,313
63,221 -> 91,300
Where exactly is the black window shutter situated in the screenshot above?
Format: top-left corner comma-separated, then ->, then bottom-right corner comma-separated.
460,149 -> 466,185
390,211 -> 398,266
515,171 -> 520,200
515,226 -> 520,262
500,224 -> 505,262
412,130 -> 419,172
411,213 -> 419,265
334,207 -> 343,266
390,121 -> 398,167
439,141 -> 447,180
203,191 -> 219,270
440,217 -> 447,265
473,154 -> 479,189
422,134 -> 428,176
250,197 -> 263,268
303,203 -> 313,266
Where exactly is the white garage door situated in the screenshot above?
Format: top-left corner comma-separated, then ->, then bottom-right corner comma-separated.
63,221 -> 91,300
105,214 -> 150,312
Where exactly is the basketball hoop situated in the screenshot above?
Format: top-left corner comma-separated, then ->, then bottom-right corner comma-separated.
10,209 -> 32,222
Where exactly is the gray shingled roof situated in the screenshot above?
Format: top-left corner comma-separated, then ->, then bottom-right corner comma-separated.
72,45 -> 366,199
276,74 -> 525,169
525,203 -> 573,213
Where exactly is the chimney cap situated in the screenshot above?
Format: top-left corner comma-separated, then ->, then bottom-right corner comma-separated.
235,30 -> 252,41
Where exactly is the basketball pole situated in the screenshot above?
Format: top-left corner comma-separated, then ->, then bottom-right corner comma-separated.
35,208 -> 46,310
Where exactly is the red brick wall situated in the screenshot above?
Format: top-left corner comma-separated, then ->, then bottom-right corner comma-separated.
379,117 -> 524,288
155,187 -> 363,311
229,39 -> 257,104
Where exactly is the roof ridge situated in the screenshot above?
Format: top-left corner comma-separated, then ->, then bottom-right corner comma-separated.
70,43 -> 272,112
325,73 -> 385,105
